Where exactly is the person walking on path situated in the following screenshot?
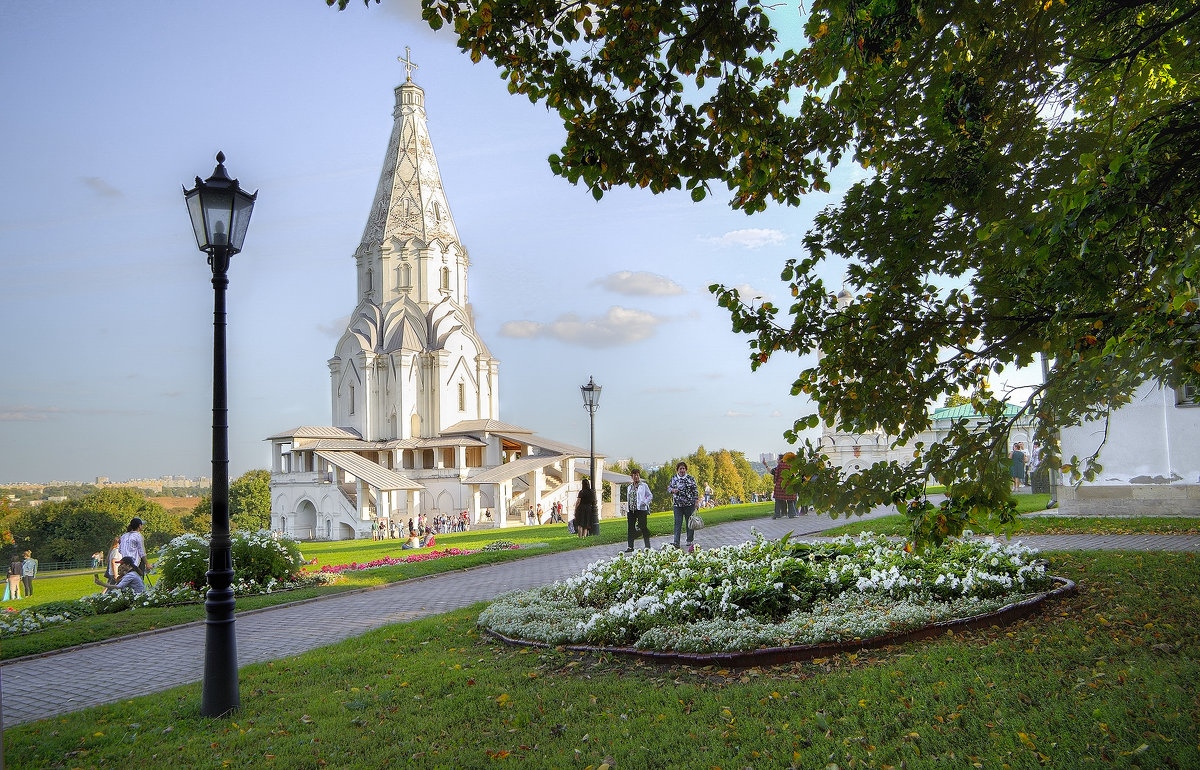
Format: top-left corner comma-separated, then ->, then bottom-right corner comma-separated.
667,461 -> 699,551
119,517 -> 148,576
21,550 -> 37,598
625,469 -> 653,552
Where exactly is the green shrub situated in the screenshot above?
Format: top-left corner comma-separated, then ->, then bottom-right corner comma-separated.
155,533 -> 210,590
156,531 -> 303,590
31,599 -> 95,619
231,530 -> 303,585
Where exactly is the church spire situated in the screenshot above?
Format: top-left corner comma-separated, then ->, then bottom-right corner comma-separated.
357,55 -> 463,269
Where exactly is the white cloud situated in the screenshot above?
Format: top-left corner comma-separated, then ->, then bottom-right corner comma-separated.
497,320 -> 542,339
0,406 -> 57,422
592,271 -> 686,296
0,405 -> 141,421
317,315 -> 350,338
724,410 -> 753,418
499,306 -> 667,348
81,176 -> 123,198
702,228 -> 788,249
729,283 -> 771,304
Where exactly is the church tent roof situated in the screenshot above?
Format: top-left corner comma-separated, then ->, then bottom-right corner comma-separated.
266,426 -> 363,441
300,439 -> 378,450
443,419 -> 533,435
496,432 -> 597,459
468,455 -> 565,485
380,435 -> 487,449
313,450 -> 423,491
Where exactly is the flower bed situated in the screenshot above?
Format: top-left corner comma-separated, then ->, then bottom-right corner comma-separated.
314,542 -> 531,574
0,572 -> 339,639
479,531 -> 1068,658
316,547 -> 482,574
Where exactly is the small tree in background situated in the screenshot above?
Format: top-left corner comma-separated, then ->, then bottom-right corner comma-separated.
230,469 -> 271,531
184,494 -> 213,536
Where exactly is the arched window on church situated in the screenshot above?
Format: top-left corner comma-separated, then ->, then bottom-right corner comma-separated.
365,268 -> 373,296
441,266 -> 450,291
349,385 -> 355,415
401,262 -> 412,287
402,449 -> 415,469
458,382 -> 466,412
410,413 -> 420,437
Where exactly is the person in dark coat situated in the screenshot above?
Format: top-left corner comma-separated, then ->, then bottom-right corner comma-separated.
574,478 -> 597,537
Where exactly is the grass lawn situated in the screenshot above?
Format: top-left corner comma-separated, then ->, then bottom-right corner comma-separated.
4,550 -> 1197,769
1,504 -> 773,660
826,514 -> 1200,538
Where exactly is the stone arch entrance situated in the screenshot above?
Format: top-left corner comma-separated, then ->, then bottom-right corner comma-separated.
294,500 -> 317,540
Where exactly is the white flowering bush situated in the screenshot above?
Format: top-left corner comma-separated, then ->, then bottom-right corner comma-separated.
156,532 -> 210,589
478,531 -> 1054,653
156,530 -> 304,590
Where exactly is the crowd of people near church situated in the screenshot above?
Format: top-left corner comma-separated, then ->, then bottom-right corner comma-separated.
372,512 -> 472,542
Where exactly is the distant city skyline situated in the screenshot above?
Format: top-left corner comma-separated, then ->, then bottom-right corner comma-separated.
0,2 -> 1042,483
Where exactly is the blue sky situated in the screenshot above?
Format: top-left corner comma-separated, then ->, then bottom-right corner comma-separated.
0,2 -> 1035,484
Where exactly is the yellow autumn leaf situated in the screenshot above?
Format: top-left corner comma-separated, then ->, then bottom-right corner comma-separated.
496,693 -> 511,705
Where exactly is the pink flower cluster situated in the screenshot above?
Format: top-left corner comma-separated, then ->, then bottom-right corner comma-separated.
315,547 -> 481,574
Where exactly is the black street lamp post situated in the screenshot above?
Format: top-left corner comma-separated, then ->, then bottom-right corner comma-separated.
580,376 -> 602,536
183,152 -> 257,717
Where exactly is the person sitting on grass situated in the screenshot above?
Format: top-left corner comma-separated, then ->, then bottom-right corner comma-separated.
94,557 -> 146,595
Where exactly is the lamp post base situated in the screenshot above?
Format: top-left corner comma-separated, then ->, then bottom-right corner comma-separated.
200,582 -> 239,716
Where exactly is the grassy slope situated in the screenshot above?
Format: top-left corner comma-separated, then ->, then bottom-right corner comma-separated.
4,550 -> 1197,769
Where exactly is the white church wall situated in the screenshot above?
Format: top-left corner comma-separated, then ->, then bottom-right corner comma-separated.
1058,381 -> 1200,515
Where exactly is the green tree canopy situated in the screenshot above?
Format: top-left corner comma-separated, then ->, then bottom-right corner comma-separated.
230,469 -> 272,532
711,449 -> 746,503
10,488 -> 174,563
185,494 -> 213,536
335,0 -> 1200,547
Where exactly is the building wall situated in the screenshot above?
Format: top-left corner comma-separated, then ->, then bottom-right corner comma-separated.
1058,381 -> 1200,515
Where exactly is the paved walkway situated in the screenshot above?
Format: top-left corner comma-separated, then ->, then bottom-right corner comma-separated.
3,513 -> 1197,728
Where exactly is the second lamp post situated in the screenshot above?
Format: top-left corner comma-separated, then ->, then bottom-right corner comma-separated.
580,376 -> 602,536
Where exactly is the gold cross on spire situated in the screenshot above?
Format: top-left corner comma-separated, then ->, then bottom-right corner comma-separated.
398,47 -> 418,82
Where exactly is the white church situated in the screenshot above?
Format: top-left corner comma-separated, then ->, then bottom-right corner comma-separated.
267,62 -> 604,540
